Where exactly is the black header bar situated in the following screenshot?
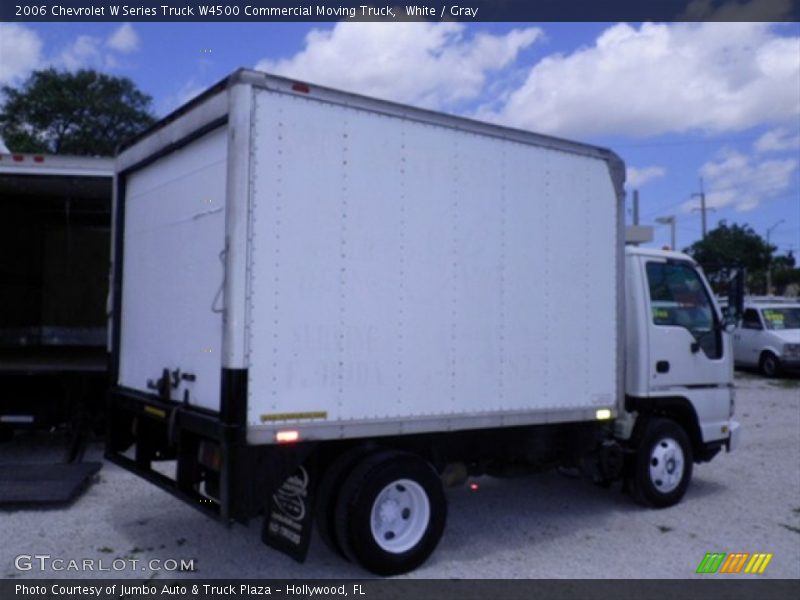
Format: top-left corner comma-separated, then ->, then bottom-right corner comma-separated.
3,579 -> 800,600
4,0 -> 799,22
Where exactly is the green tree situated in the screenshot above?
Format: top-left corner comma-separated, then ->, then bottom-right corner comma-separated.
0,68 -> 156,156
684,221 -> 775,294
772,251 -> 800,295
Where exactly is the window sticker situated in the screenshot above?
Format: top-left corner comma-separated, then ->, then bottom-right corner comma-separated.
763,310 -> 785,329
653,308 -> 670,321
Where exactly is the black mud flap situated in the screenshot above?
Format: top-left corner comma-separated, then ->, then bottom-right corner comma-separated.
262,461 -> 317,562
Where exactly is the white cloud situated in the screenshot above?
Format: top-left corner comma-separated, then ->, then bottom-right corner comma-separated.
107,23 -> 140,54
486,22 -> 800,138
256,22 -> 541,109
0,137 -> 9,153
174,81 -> 206,106
57,28 -> 140,71
681,148 -> 798,212
58,35 -> 103,70
627,166 -> 666,188
159,79 -> 207,115
755,126 -> 800,153
0,23 -> 42,85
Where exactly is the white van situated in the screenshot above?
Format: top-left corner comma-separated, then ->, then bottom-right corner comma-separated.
733,299 -> 800,376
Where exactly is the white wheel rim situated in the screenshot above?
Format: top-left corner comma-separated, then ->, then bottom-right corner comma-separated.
649,438 -> 685,494
370,479 -> 430,554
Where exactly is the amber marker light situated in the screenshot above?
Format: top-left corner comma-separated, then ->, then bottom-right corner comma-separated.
276,430 -> 300,443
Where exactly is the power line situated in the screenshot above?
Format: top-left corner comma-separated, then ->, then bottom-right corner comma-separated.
640,197 -> 692,221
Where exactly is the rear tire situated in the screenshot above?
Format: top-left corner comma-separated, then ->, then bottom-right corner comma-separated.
334,450 -> 446,575
631,418 -> 692,508
759,352 -> 781,378
314,445 -> 375,557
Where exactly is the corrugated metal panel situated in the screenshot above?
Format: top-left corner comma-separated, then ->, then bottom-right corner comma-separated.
246,87 -> 618,440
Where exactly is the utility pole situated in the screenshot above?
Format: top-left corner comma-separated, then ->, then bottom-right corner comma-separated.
766,219 -> 785,296
691,178 -> 710,238
632,189 -> 639,226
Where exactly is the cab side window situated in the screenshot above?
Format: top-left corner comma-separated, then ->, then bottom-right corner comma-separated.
646,261 -> 722,359
741,309 -> 763,330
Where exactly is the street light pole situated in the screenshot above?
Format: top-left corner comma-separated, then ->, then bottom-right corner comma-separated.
655,216 -> 676,250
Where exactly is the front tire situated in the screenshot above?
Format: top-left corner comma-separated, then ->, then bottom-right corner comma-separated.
760,352 -> 781,378
631,418 -> 693,508
334,450 -> 446,576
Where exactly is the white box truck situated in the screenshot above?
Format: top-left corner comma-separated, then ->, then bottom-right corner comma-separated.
107,69 -> 741,575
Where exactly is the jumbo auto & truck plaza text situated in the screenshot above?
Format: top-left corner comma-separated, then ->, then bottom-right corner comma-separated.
15,583 -> 366,597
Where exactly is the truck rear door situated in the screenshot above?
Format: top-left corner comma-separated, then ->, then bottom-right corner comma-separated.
117,127 -> 227,412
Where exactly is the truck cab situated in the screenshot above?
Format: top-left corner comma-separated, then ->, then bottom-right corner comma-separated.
618,246 -> 740,505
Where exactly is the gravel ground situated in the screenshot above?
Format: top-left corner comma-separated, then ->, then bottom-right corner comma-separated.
2,372 -> 798,580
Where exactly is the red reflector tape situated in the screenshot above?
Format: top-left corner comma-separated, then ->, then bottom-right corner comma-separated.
13,155 -> 24,161
291,82 -> 310,94
34,155 -> 44,162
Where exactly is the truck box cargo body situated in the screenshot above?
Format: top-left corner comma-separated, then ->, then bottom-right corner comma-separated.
107,70 -> 739,575
116,74 -> 621,437
0,153 -> 112,434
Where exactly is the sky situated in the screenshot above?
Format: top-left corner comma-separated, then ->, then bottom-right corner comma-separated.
1,20 -> 798,256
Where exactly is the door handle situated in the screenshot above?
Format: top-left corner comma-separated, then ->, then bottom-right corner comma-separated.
656,361 -> 670,373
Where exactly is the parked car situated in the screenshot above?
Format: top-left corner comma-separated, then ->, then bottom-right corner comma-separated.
733,299 -> 800,376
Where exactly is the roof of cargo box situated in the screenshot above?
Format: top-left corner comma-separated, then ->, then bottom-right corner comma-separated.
0,153 -> 112,200
117,68 -> 625,195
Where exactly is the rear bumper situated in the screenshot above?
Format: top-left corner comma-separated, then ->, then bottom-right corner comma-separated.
106,384 -> 314,524
778,357 -> 800,370
105,385 -> 231,519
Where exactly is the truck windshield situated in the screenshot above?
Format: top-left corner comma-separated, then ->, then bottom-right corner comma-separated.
760,307 -> 800,330
647,261 -> 721,359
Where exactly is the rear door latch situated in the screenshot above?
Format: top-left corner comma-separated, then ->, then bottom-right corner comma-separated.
147,368 -> 196,400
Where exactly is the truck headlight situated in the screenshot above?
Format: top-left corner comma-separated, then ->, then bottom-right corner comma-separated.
783,343 -> 800,358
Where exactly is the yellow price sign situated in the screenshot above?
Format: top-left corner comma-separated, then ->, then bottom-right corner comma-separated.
653,308 -> 670,320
